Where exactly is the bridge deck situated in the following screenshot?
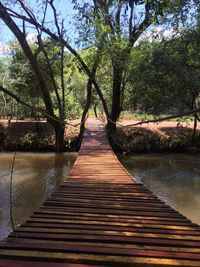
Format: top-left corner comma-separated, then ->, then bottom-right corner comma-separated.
0,118 -> 200,266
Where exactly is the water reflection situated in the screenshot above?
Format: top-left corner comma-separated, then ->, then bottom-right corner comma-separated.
118,153 -> 200,225
0,152 -> 77,240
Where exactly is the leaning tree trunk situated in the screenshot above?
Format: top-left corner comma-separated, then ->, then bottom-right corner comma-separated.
77,79 -> 92,149
107,64 -> 123,135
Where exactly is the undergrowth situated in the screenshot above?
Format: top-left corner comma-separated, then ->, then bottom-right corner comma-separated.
111,127 -> 200,154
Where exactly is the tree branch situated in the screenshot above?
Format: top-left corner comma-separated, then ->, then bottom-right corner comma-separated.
93,0 -> 115,35
129,0 -> 134,37
129,7 -> 151,45
123,108 -> 200,128
48,0 -> 61,36
36,34 -> 62,118
0,86 -> 62,124
41,0 -> 48,29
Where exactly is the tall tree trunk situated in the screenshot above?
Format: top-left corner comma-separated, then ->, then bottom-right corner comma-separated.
107,64 -> 123,135
52,121 -> 65,152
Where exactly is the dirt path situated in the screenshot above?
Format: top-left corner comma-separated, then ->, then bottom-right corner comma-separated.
120,119 -> 199,137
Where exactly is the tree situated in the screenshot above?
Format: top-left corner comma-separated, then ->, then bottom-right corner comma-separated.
126,27 -> 200,143
74,0 -> 199,133
0,1 -> 74,151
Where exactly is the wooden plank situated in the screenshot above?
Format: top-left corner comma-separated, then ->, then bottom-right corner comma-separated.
22,222 -> 200,236
6,238 -> 200,253
1,242 -> 200,260
0,260 -> 100,267
8,232 -> 200,248
0,250 -> 200,266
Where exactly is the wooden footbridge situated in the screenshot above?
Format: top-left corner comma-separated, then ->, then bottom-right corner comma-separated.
0,118 -> 200,266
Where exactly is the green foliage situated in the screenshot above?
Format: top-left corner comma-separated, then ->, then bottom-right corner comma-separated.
113,127 -> 200,154
19,132 -> 50,150
125,27 -> 200,115
1,39 -> 87,120
0,58 -> 5,79
121,112 -> 169,121
176,117 -> 193,123
64,136 -> 78,151
112,127 -> 162,153
8,41 -> 40,99
168,133 -> 190,151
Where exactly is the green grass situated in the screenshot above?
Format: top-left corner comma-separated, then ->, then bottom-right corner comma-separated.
120,111 -> 194,122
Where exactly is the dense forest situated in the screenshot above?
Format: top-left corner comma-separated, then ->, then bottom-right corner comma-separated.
0,0 -> 200,152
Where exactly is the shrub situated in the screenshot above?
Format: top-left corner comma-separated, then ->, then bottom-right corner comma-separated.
112,127 -> 200,154
19,132 -> 50,150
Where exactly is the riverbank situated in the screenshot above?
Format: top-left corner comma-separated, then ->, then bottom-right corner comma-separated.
1,118 -> 200,153
0,119 -> 79,152
112,119 -> 200,154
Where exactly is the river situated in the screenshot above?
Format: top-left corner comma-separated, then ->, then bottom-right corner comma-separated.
0,152 -> 200,241
118,153 -> 200,226
0,152 -> 77,240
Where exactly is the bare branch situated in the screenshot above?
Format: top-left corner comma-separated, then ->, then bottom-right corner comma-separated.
48,0 -> 61,36
36,34 -> 62,118
22,18 -> 26,36
123,109 -> 200,129
17,0 -> 38,25
129,3 -> 152,45
41,0 -> 48,28
115,1 -> 126,32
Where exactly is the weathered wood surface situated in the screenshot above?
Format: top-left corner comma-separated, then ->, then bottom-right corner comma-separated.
0,118 -> 200,266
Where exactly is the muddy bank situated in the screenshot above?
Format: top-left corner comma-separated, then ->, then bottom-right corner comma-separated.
112,120 -> 200,154
0,120 -> 79,152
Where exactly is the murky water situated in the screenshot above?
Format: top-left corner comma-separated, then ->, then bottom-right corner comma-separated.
118,153 -> 200,226
0,152 -> 77,240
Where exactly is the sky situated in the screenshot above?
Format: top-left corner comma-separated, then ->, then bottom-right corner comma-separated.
0,0 -> 197,56
0,0 -> 76,56
0,0 -> 157,56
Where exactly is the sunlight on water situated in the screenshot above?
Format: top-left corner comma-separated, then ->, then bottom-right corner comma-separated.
0,152 -> 77,240
118,153 -> 200,226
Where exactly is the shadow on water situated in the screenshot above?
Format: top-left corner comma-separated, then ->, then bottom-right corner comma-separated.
118,153 -> 200,226
0,152 -> 77,240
